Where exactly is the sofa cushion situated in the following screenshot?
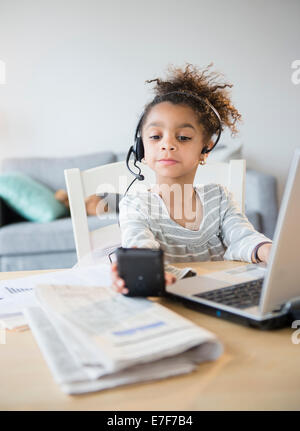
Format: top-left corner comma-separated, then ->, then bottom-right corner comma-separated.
245,210 -> 262,234
206,140 -> 242,163
245,169 -> 278,239
0,214 -> 118,255
0,251 -> 78,272
115,152 -> 128,162
0,151 -> 117,191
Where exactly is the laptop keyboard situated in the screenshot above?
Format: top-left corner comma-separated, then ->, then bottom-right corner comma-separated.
193,278 -> 264,309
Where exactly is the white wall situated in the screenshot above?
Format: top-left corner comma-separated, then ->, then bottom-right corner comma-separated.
0,0 -> 299,202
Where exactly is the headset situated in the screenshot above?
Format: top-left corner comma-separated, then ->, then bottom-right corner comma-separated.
125,90 -> 222,195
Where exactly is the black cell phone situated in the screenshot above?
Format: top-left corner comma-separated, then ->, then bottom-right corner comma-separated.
116,247 -> 165,297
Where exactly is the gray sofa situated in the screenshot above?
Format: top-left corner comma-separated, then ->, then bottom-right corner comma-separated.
0,151 -> 278,272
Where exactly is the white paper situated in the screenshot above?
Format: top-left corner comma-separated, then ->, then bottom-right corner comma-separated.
0,314 -> 28,330
0,261 -> 193,327
0,264 -> 112,318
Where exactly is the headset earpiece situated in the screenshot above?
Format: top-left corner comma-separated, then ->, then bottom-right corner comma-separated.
134,136 -> 144,162
133,114 -> 145,163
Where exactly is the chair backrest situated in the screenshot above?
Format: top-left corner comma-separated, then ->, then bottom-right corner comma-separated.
64,161 -> 155,262
194,159 -> 246,212
64,159 -> 246,263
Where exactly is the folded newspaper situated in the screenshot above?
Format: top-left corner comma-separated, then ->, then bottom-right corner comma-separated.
25,283 -> 223,395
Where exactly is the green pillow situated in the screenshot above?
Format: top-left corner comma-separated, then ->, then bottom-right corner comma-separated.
0,172 -> 69,222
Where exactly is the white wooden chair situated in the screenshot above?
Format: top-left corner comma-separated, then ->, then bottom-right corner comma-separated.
194,159 -> 246,212
64,159 -> 246,264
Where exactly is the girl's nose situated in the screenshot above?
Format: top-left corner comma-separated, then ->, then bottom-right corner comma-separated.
160,138 -> 177,151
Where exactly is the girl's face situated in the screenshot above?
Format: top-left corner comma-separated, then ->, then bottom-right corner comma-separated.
141,102 -> 208,181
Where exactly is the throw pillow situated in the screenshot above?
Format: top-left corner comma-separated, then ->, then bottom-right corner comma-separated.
0,172 -> 69,222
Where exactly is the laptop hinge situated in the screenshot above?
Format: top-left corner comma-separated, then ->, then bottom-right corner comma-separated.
281,297 -> 300,320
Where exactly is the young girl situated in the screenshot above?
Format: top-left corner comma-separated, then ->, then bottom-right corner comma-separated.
111,63 -> 272,294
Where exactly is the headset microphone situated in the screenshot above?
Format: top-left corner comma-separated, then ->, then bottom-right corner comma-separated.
124,146 -> 144,196
126,146 -> 144,181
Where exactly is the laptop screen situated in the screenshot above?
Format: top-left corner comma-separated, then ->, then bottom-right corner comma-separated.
260,148 -> 300,314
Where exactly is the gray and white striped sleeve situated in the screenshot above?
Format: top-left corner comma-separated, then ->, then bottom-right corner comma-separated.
118,194 -> 160,249
219,185 -> 272,263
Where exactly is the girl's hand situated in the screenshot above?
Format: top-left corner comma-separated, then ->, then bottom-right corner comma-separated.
257,243 -> 272,264
164,272 -> 177,285
110,263 -> 177,295
111,262 -> 129,295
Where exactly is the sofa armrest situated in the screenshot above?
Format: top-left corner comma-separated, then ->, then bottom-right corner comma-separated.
245,169 -> 278,239
0,197 -> 27,227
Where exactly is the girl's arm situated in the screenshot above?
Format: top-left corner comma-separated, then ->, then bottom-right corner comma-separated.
118,194 -> 161,249
111,194 -> 176,294
219,186 -> 272,263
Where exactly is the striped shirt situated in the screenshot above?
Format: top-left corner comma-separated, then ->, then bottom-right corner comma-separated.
118,184 -> 272,279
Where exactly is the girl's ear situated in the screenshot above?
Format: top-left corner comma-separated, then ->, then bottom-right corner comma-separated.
199,140 -> 214,164
206,139 -> 215,152
202,139 -> 214,155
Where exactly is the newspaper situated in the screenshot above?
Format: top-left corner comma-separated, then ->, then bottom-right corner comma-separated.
25,283 -> 223,395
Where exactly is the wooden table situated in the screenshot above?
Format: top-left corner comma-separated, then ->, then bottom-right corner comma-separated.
0,262 -> 299,411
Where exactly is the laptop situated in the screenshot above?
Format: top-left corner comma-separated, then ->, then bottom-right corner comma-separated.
166,148 -> 300,330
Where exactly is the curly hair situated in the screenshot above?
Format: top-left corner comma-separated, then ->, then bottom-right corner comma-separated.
140,63 -> 242,146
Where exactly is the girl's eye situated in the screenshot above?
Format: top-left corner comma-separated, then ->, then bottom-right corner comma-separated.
149,135 -> 161,140
178,136 -> 191,141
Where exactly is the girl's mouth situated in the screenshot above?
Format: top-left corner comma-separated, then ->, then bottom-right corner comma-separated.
158,159 -> 179,166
